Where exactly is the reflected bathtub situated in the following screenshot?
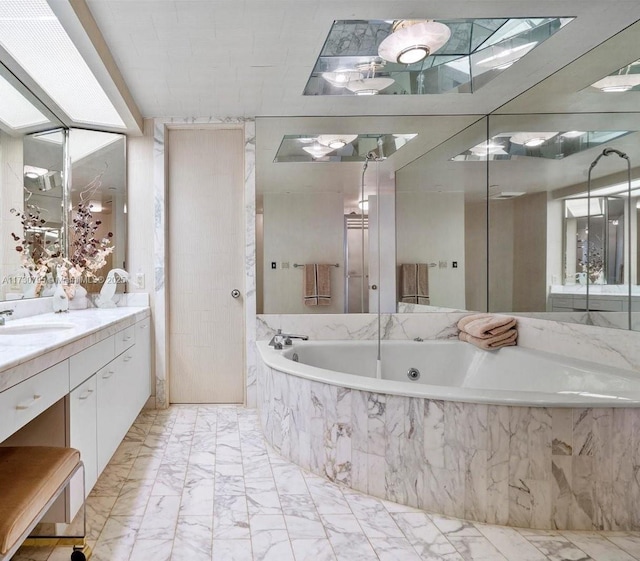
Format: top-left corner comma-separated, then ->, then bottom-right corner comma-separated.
256,339 -> 640,530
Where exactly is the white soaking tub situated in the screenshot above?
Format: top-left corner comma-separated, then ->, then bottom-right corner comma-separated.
256,339 -> 640,531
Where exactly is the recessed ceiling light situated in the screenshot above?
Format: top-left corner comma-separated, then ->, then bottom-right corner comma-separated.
0,74 -> 49,129
378,20 -> 451,65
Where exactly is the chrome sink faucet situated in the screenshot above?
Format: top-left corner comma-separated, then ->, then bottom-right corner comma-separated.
0,310 -> 13,325
268,329 -> 309,349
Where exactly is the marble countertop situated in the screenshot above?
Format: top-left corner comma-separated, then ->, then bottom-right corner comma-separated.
0,307 -> 150,392
550,284 -> 640,295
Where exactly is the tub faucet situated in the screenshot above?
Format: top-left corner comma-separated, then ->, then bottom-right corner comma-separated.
0,310 -> 13,325
268,329 -> 309,349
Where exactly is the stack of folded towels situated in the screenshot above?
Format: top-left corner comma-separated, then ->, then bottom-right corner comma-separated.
457,313 -> 517,350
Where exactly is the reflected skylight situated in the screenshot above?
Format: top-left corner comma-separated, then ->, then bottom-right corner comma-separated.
0,0 -> 125,127
453,130 -> 631,161
274,133 -> 417,163
305,17 -> 573,96
0,74 -> 49,129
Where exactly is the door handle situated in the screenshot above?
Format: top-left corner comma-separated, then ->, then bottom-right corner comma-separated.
16,394 -> 42,410
231,289 -> 241,298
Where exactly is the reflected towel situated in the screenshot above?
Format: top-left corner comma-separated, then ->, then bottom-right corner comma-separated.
459,328 -> 517,350
457,313 -> 516,339
401,264 -> 429,304
304,264 -> 331,306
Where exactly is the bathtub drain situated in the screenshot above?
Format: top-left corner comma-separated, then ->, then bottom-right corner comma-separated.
407,367 -> 420,381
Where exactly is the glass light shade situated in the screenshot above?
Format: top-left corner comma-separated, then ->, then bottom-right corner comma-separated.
321,70 -> 363,87
591,74 -> 640,92
317,134 -> 358,149
346,77 -> 395,95
562,130 -> 585,138
358,200 -> 369,211
24,165 -> 49,178
470,142 -> 507,156
378,21 -> 451,64
302,144 -> 334,157
509,132 -> 557,146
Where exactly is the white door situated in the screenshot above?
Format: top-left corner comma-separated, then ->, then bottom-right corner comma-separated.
168,128 -> 245,403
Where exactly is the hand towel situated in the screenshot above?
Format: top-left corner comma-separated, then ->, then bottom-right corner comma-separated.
401,264 -> 429,304
457,313 -> 516,339
304,264 -> 331,306
458,328 -> 517,350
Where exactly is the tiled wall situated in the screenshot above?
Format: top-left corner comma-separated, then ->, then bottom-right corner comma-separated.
257,355 -> 640,531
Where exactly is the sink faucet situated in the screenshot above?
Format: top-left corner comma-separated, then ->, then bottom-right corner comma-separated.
268,329 -> 309,349
0,310 -> 13,325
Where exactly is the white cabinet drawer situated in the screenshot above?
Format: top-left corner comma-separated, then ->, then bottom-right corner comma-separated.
0,361 -> 69,442
114,325 -> 135,356
69,336 -> 115,390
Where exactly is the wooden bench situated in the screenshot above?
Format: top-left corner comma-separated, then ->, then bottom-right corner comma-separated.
0,447 -> 88,561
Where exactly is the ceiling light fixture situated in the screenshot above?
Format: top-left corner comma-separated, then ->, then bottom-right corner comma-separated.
358,200 -> 369,211
378,20 -> 451,65
561,130 -> 585,138
317,134 -> 358,149
509,132 -> 557,147
591,64 -> 640,92
23,165 -> 48,179
321,69 -> 363,87
302,144 -> 334,158
470,142 -> 507,156
346,77 -> 395,96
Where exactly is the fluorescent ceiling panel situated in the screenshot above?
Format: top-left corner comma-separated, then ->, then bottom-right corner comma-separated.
0,74 -> 49,128
0,0 -> 124,127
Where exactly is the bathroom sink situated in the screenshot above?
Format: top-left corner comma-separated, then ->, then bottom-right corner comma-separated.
0,322 -> 76,335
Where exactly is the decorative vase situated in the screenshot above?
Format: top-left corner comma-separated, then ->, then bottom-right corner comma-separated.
68,284 -> 89,310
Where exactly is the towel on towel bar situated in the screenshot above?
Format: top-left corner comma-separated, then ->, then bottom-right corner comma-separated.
457,313 -> 516,339
458,329 -> 517,350
400,264 -> 429,305
304,264 -> 331,306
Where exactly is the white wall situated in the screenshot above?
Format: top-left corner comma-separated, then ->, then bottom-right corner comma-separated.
126,119 -> 156,397
0,133 -> 26,300
263,192 -> 344,314
368,193 -> 396,313
396,192 -> 466,309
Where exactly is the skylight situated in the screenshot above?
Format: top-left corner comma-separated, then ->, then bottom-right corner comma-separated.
0,0 -> 125,128
305,17 -> 573,96
0,73 -> 49,129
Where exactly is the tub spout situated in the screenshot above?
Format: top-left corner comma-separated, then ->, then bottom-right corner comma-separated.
268,329 -> 309,348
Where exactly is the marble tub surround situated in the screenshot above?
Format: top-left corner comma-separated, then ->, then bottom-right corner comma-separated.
0,306 -> 150,393
257,355 -> 640,531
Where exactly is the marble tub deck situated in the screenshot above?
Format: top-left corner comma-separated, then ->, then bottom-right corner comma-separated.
12,405 -> 640,561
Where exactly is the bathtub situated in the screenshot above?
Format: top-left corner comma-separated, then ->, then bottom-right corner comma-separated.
256,339 -> 640,531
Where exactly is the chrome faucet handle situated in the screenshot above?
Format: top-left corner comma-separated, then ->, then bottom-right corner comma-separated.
0,309 -> 13,326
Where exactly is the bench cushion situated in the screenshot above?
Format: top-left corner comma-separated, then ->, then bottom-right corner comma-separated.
0,446 -> 80,555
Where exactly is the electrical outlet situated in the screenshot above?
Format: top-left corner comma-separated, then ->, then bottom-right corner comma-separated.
135,272 -> 145,288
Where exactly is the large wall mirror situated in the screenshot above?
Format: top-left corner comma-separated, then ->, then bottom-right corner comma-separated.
0,61 -> 126,302
256,18 -> 640,332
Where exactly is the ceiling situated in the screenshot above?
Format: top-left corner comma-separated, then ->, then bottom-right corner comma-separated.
45,1 -> 640,208
83,0 -> 640,119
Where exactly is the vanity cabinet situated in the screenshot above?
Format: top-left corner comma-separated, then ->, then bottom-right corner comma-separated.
0,312 -> 152,521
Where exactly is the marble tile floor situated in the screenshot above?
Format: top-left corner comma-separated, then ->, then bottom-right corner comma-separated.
12,404 -> 640,561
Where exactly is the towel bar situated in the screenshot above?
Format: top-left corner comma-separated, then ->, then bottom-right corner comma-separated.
293,263 -> 339,268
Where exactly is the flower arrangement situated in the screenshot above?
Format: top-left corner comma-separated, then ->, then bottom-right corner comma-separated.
10,200 -> 114,298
